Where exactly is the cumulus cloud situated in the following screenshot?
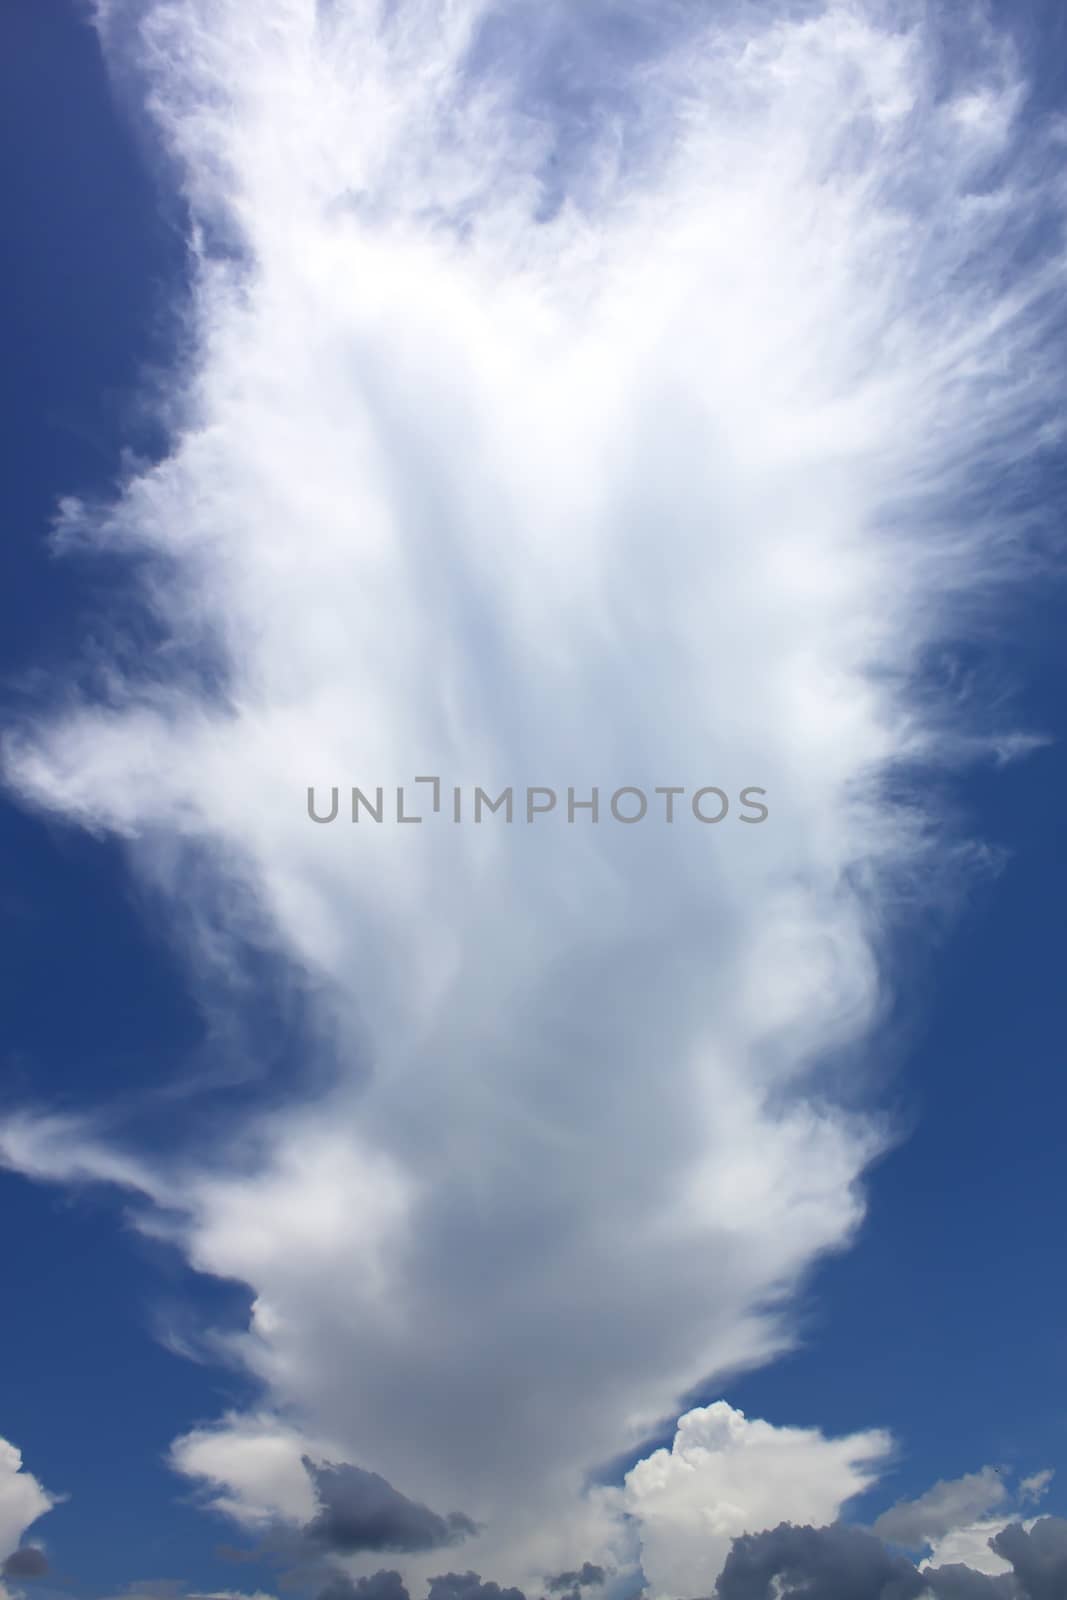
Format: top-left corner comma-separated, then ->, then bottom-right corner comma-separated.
620,1402 -> 892,1598
870,1466 -> 1056,1579
0,1440 -> 59,1591
316,1574 -> 411,1600
544,1565 -> 605,1595
987,1521 -> 1067,1600
425,1575 -> 526,1600
714,1517 -> 1067,1600
3,0 -> 1067,1591
715,1521 -> 929,1599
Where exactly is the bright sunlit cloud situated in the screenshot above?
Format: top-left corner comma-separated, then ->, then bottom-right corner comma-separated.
3,0 -> 1066,1593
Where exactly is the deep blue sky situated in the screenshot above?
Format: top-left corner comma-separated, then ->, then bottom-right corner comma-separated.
1,0 -> 1066,1593
1,2 -> 265,1591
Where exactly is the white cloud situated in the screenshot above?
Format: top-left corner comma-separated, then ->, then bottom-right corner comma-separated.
189,1592 -> 280,1600
620,1402 -> 892,1599
873,1466 -> 1009,1547
1020,1470 -> 1055,1504
0,1437 -> 59,1582
922,1510 -> 1064,1581
167,1414 -> 322,1528
2,0 -> 1065,1592
872,1465 -> 1056,1579
922,1517 -> 1018,1577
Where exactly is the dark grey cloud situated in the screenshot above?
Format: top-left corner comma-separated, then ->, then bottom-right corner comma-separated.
713,1518 -> 1067,1600
1,1546 -> 50,1579
990,1519 -> 1067,1600
426,1571 -> 527,1600
302,1460 -> 478,1556
715,1522 -> 926,1599
545,1566 -> 605,1594
315,1569 -> 411,1600
920,1567 -> 1015,1599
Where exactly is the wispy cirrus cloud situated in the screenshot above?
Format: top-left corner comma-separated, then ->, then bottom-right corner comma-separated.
2,0 -> 1066,1592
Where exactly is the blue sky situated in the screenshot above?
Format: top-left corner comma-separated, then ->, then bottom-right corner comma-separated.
2,3 -> 1067,1599
1,11 -> 257,1588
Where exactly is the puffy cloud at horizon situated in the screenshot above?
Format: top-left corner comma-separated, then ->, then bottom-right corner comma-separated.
620,1402 -> 893,1599
821,1462 -> 1058,1585
713,1515 -> 1067,1599
90,1508 -> 1067,1600
0,1440 -> 59,1600
874,1466 -> 1055,1582
2,0 -> 1067,1592
316,1575 -> 410,1600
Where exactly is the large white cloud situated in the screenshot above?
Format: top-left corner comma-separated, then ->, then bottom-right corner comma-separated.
2,0 -> 1065,1592
620,1402 -> 892,1599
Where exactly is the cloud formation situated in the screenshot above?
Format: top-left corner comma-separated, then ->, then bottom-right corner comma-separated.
426,1575 -> 526,1600
0,1440 -> 58,1597
303,1461 -> 477,1556
716,1521 -> 931,1599
0,1547 -> 49,1581
987,1521 -> 1067,1600
3,0 -> 1067,1590
874,1471 -> 1010,1549
713,1516 -> 1067,1600
544,1565 -> 605,1595
873,1467 -> 1055,1580
316,1573 -> 411,1600
620,1402 -> 892,1599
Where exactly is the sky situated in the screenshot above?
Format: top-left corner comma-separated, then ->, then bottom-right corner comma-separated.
1,2 -> 1067,1599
